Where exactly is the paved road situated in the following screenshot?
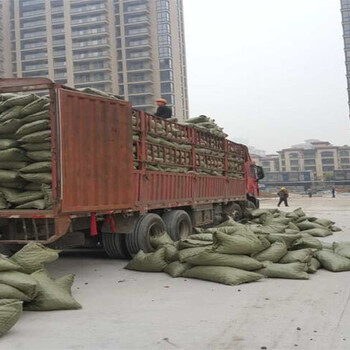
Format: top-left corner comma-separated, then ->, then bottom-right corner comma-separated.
1,196 -> 350,350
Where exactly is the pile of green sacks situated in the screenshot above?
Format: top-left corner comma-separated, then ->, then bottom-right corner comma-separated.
0,93 -> 52,209
125,208 -> 350,286
0,242 -> 81,338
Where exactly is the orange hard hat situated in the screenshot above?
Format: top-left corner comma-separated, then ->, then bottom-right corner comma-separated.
156,98 -> 167,104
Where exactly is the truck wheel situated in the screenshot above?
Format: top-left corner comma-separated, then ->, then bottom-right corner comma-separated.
162,210 -> 192,241
0,244 -> 11,257
102,233 -> 130,259
247,201 -> 257,209
126,214 -> 166,256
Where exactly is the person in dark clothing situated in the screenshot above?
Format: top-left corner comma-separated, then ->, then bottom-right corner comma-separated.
307,188 -> 313,198
155,98 -> 172,119
331,187 -> 336,198
277,187 -> 289,207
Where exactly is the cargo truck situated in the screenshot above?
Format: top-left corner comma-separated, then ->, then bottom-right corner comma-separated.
0,78 -> 264,258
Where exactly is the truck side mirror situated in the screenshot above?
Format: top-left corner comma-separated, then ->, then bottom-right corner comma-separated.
256,166 -> 265,180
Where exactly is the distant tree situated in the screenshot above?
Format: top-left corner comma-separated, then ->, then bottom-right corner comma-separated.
323,172 -> 334,181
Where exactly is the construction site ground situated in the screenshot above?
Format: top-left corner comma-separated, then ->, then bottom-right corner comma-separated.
2,195 -> 350,350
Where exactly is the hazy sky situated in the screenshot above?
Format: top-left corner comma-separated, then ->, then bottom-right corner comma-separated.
183,0 -> 350,154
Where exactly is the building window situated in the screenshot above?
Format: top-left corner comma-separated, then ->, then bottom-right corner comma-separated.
290,160 -> 299,166
159,59 -> 172,69
161,94 -> 174,104
157,23 -> 170,34
341,158 -> 350,164
321,151 -> 334,157
157,12 -> 170,21
289,153 -> 299,158
161,82 -> 173,93
339,150 -> 349,157
158,35 -> 171,46
159,47 -> 171,58
160,70 -> 173,81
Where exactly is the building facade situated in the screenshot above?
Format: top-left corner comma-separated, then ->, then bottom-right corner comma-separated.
251,154 -> 280,173
277,140 -> 350,180
341,0 -> 350,114
0,0 -> 189,119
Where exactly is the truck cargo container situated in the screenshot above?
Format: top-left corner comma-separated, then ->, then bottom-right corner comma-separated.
0,78 -> 263,258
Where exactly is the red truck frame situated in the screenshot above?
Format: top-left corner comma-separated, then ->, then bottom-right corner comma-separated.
0,79 -> 263,258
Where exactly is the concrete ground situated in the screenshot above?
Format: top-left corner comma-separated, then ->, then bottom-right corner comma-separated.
2,195 -> 350,350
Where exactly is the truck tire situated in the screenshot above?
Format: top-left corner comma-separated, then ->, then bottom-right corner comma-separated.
102,233 -> 130,259
162,210 -> 192,241
231,203 -> 243,220
247,201 -> 257,209
126,214 -> 166,256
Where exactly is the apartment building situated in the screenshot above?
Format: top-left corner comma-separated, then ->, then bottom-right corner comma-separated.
277,140 -> 350,180
0,0 -> 189,119
341,0 -> 350,114
251,154 -> 280,173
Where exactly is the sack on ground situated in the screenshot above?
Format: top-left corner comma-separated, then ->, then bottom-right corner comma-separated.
25,269 -> 81,311
300,228 -> 332,237
253,241 -> 288,263
10,242 -> 59,274
292,236 -> 322,250
164,261 -> 192,278
212,231 -> 270,255
184,251 -> 263,271
0,299 -> 23,338
333,242 -> 350,259
279,248 -> 314,264
308,257 -> 321,273
266,233 -> 302,249
0,271 -> 38,300
257,261 -> 309,279
315,250 -> 350,272
125,248 -> 168,272
149,232 -> 174,249
182,266 -> 263,286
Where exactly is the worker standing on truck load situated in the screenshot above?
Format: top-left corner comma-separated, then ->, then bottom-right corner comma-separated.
155,98 -> 172,119
277,187 -> 289,207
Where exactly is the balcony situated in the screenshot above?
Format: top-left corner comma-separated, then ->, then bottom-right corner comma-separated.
71,16 -> 107,26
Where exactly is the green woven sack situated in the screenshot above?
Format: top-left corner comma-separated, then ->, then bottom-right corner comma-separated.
19,172 -> 51,184
0,119 -> 22,134
164,244 -> 178,262
8,191 -> 44,205
0,148 -> 27,162
297,220 -> 325,231
189,233 -> 213,241
300,228 -> 332,237
16,199 -> 46,209
0,139 -> 18,150
0,106 -> 23,122
18,130 -> 51,143
10,243 -> 59,274
26,151 -> 51,162
178,246 -> 212,263
15,119 -> 50,137
20,161 -> 51,173
0,271 -> 38,300
21,110 -> 49,124
212,231 -> 269,255
183,266 -> 263,286
0,257 -> 21,272
292,236 -> 322,250
0,187 -> 20,202
331,226 -> 342,232
149,232 -> 174,249
315,250 -> 350,272
266,234 -> 302,249
178,239 -> 212,249
20,97 -> 48,117
0,94 -> 37,110
164,261 -> 192,278
24,183 -> 42,191
0,284 -> 32,301
25,270 -> 81,311
308,257 -> 321,273
253,241 -> 288,263
41,184 -> 52,208
125,248 -> 168,272
0,299 -> 23,338
257,261 -> 309,279
333,242 -> 350,259
313,218 -> 335,227
0,162 -> 28,170
0,193 -> 7,209
0,170 -> 19,183
184,251 -> 263,271
0,182 -> 25,190
20,142 -> 51,151
279,248 -> 314,264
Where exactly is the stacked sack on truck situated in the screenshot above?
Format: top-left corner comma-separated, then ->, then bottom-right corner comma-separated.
125,208 -> 350,286
0,243 -> 81,338
132,112 -> 245,178
0,93 -> 52,209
